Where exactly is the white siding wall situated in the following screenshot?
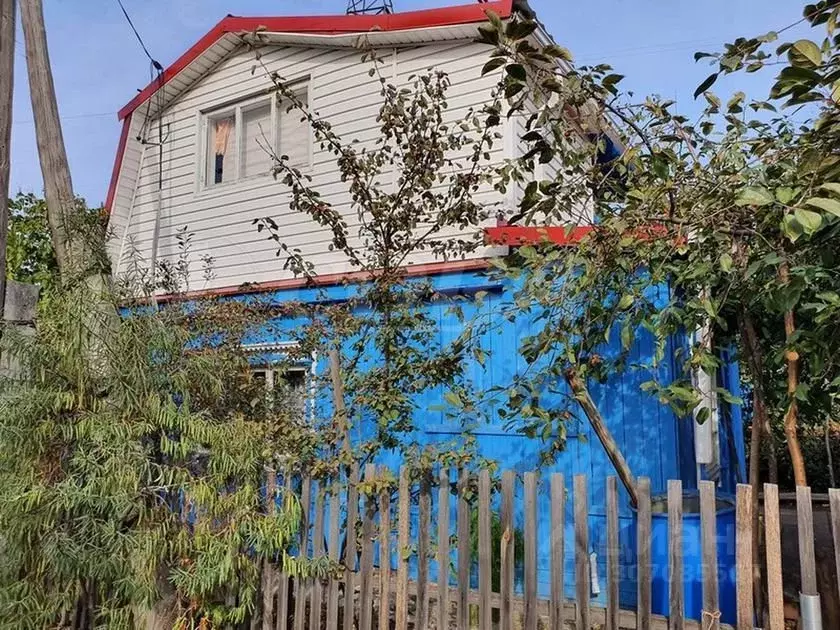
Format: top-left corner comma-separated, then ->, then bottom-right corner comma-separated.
110,40 -> 508,293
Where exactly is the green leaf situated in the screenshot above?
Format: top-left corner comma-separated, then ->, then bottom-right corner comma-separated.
617,294 -> 634,310
481,58 -> 506,76
693,73 -> 719,99
444,391 -> 463,408
818,182 -> 840,197
735,186 -> 774,206
782,214 -> 803,242
720,253 -> 733,273
693,51 -> 715,61
795,207 -> 823,234
805,196 -> 840,218
505,64 -> 527,81
788,39 -> 822,68
543,44 -> 572,61
775,186 -> 799,204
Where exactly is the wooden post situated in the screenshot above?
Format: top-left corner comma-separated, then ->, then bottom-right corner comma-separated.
667,480 -> 684,630
293,475 -> 312,630
395,466 -> 410,630
359,465 -> 376,630
329,349 -> 352,458
829,488 -> 840,621
456,468 -> 470,630
19,0 -> 80,274
310,483 -> 326,630
607,477 -> 620,630
796,485 -> 818,596
525,472 -> 539,630
262,469 -> 279,630
0,0 -> 14,320
343,465 -> 360,630
500,470 -> 515,630
637,477 -> 652,630
437,468 -> 451,630
417,471 -> 431,630
735,484 -> 753,630
378,466 -> 391,630
763,484 -> 784,630
478,470 -> 492,630
574,475 -> 590,630
699,481 -> 719,630
326,477 -> 340,630
550,473 -> 565,630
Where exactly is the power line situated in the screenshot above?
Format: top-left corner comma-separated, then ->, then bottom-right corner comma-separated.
13,111 -> 115,126
115,0 -> 162,71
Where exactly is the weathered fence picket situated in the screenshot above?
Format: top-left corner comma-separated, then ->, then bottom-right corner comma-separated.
220,471 -> 840,630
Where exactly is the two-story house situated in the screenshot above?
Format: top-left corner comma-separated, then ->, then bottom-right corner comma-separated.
104,0 -> 745,610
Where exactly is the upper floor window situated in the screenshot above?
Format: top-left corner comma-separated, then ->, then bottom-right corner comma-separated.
202,81 -> 311,188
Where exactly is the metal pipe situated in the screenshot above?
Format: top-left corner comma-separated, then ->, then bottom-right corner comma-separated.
800,593 -> 823,630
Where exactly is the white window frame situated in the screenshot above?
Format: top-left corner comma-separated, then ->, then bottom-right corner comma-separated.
244,341 -> 317,424
198,81 -> 312,191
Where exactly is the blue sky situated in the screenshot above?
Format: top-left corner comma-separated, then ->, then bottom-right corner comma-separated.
9,0 -> 810,205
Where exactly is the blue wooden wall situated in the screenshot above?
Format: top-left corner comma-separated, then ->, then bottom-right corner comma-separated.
242,268 -> 745,606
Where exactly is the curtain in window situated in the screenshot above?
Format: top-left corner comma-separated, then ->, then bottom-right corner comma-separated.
213,117 -> 233,184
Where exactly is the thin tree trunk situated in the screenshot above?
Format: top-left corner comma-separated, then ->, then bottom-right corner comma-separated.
764,414 -> 778,484
827,419 -> 836,489
329,348 -> 352,460
779,262 -> 807,486
739,308 -> 766,624
564,368 -> 639,507
0,0 -> 14,320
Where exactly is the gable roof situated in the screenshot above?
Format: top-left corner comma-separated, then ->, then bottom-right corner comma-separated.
117,0 -> 518,122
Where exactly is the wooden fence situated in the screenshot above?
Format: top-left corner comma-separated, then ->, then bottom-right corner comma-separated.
253,466 -> 839,630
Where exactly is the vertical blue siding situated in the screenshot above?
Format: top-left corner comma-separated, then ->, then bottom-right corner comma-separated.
246,269 -> 745,604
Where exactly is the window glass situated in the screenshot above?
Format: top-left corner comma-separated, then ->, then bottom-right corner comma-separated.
241,102 -> 273,178
208,114 -> 235,185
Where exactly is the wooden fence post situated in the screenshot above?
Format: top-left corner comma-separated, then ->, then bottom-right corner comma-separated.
735,484 -> 753,630
830,488 -> 840,625
763,484 -> 784,630
667,479 -> 684,630
550,473 -> 566,630
478,469 -> 492,630
343,465 -> 360,630
456,468 -> 471,630
437,467 -> 451,630
293,475 -> 311,630
525,472 -> 539,630
607,476 -> 620,630
326,477 -> 340,630
358,464 -> 376,630
417,471 -> 431,630
395,466 -> 410,630
500,470 -> 515,630
637,477 -> 652,630
574,474 -> 589,630
378,466 -> 392,630
699,481 -> 720,630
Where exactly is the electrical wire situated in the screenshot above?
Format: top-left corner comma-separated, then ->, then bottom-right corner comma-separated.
115,0 -> 162,71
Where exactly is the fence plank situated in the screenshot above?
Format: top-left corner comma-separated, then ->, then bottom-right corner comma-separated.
263,469 -> 278,630
396,466 -> 410,630
294,475 -> 311,630
830,488 -> 840,621
796,485 -> 818,596
478,469 -> 492,630
326,478 -> 340,630
359,464 -> 376,630
524,472 -> 539,630
379,466 -> 392,630
417,471 -> 432,630
343,465 -> 360,630
637,478 -> 652,630
667,479 -> 683,630
699,480 -> 719,630
500,470 -> 515,630
437,468 -> 451,630
309,483 -> 326,630
735,484 -> 753,630
277,471 -> 293,630
763,484 -> 783,630
607,476 -> 620,630
550,473 -> 566,630
574,474 -> 590,630
457,468 -> 471,630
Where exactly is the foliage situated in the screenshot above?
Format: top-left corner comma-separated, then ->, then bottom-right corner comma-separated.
242,36 -> 508,474
0,284 -> 316,628
479,2 -> 840,488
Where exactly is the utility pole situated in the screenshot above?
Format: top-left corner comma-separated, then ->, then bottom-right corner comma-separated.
0,0 -> 15,318
20,0 -> 79,277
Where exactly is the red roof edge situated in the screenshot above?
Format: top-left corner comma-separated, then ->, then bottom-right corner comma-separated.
117,0 -> 513,121
105,112 -> 132,215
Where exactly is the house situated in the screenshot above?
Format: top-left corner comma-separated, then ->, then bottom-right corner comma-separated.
105,0 -> 745,611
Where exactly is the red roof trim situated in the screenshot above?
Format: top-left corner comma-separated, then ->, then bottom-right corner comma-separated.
117,0 -> 513,121
484,225 -> 594,246
105,113 -> 131,214
153,258 -> 492,303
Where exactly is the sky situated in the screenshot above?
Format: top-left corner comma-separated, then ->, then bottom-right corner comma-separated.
8,0 -> 812,206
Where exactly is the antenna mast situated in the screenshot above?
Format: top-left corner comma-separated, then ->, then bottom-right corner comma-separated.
346,0 -> 394,15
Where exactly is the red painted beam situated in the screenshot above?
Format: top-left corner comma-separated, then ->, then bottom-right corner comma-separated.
484,225 -> 595,246
104,112 -> 131,215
